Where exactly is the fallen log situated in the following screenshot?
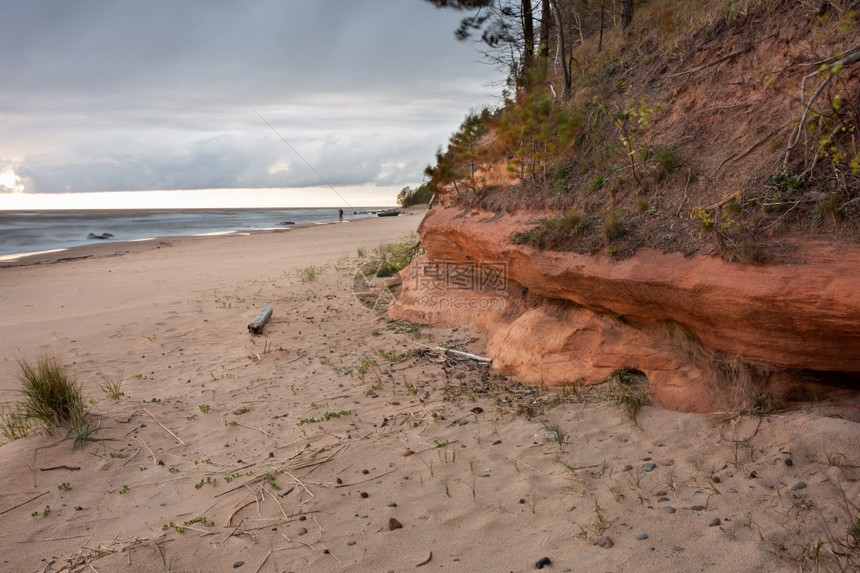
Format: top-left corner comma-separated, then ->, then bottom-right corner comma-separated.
248,305 -> 273,335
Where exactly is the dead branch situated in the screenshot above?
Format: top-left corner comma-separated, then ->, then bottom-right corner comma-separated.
667,46 -> 749,79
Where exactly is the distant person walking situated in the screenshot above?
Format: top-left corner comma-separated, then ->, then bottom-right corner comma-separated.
338,208 -> 344,222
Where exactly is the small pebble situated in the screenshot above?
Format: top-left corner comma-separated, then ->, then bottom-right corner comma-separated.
690,505 -> 705,511
388,517 -> 403,531
347,540 -> 356,546
622,464 -> 633,471
712,476 -> 721,483
519,498 -> 526,504
458,419 -> 469,426
492,440 -> 502,445
362,469 -> 370,475
657,497 -> 670,503
791,481 -> 807,490
233,562 -> 244,569
471,407 -> 483,414
593,536 -> 614,548
336,478 -> 343,484
709,518 -> 722,527
297,527 -> 308,536
644,463 -> 657,472
662,506 -> 676,514
402,449 -> 415,457
298,515 -> 307,521
785,458 -> 793,467
535,556 -> 552,569
360,492 -> 369,498
636,533 -> 649,540
323,549 -> 330,554
749,471 -> 757,479
479,471 -> 491,478
388,502 -> 397,507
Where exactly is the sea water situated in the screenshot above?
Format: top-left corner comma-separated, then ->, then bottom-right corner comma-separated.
0,207 -> 390,258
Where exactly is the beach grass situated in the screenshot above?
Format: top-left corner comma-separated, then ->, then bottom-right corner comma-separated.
19,356 -> 89,433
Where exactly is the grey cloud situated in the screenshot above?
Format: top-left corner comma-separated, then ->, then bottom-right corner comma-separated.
0,0 -> 502,194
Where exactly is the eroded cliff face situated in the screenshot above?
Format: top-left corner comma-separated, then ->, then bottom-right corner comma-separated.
389,205 -> 860,412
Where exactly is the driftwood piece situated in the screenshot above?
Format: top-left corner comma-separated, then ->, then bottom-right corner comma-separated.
248,305 -> 273,335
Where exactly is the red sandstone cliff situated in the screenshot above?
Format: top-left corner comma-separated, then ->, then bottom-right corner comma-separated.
389,205 -> 860,412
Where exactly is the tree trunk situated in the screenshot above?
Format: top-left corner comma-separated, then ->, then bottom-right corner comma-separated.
539,0 -> 550,59
550,0 -> 570,102
621,0 -> 633,32
598,0 -> 605,51
522,0 -> 534,79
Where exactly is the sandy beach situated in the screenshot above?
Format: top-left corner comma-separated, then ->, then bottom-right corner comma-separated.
1,212 -> 858,573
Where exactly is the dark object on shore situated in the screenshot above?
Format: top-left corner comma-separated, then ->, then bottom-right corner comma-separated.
376,209 -> 401,217
248,305 -> 273,334
279,221 -> 295,226
87,232 -> 115,240
535,556 -> 552,568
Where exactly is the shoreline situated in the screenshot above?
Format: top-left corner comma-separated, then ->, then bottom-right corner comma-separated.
0,216 -> 401,267
0,206 -> 857,572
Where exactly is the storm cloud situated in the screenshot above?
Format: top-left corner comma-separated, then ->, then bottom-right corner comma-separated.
0,0 -> 503,195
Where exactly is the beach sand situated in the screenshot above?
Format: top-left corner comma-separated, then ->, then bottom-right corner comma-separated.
0,213 -> 858,572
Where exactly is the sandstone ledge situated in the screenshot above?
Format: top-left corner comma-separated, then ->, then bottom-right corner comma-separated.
389,205 -> 860,412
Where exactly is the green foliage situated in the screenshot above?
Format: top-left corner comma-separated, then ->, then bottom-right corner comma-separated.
99,374 -> 123,400
511,213 -> 587,250
297,410 -> 351,425
18,357 -> 88,433
364,233 -> 421,278
425,108 -> 491,196
397,183 -> 434,207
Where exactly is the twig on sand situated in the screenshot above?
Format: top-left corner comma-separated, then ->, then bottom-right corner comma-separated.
0,490 -> 49,515
416,551 -> 433,567
283,471 -> 315,498
320,543 -> 342,564
39,465 -> 81,471
261,485 -> 290,520
142,408 -> 185,445
137,435 -> 158,465
120,448 -> 141,466
414,343 -> 492,364
235,421 -> 271,436
254,551 -> 272,573
334,468 -> 397,488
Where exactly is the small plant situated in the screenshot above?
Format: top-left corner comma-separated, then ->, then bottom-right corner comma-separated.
608,368 -> 649,423
109,451 -> 124,459
296,265 -> 321,283
198,404 -> 211,414
118,485 -> 130,494
264,472 -> 281,490
194,477 -> 216,489
297,410 -> 351,425
57,482 -> 71,491
186,413 -> 198,421
18,357 -> 88,433
0,404 -> 32,441
168,467 -> 180,473
99,374 -> 124,400
602,210 -> 627,241
233,406 -> 249,415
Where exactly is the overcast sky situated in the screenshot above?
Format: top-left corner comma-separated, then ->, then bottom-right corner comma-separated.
0,0 -> 503,207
